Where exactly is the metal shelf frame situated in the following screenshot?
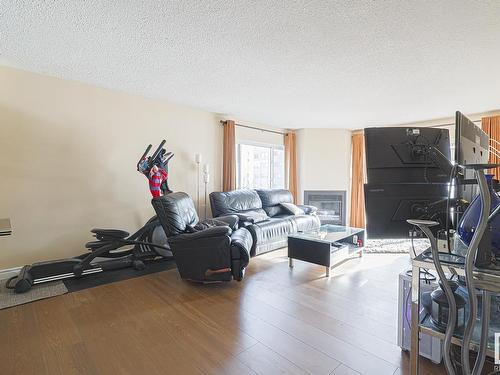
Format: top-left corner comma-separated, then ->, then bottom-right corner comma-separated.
410,252 -> 500,374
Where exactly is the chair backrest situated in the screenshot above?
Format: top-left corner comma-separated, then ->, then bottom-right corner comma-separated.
209,189 -> 266,217
255,189 -> 293,217
151,192 -> 199,236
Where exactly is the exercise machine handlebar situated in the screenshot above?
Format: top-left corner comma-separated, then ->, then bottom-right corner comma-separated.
150,140 -> 166,163
137,140 -> 167,172
137,144 -> 152,171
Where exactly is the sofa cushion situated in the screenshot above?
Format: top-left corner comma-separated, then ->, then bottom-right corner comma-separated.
246,217 -> 294,256
210,189 -> 264,217
256,189 -> 294,217
256,189 -> 293,206
261,205 -> 285,218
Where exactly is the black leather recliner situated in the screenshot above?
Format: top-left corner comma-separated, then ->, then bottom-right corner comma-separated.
151,192 -> 252,282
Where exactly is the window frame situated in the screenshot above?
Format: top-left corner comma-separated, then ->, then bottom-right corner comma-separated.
236,140 -> 285,190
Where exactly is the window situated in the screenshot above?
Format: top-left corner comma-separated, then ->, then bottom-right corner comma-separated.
237,142 -> 285,189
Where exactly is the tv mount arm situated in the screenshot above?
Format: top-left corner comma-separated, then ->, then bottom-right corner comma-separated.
412,144 -> 455,178
410,144 -> 469,223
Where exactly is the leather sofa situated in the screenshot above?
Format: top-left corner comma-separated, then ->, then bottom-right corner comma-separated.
152,192 -> 253,282
210,189 -> 320,256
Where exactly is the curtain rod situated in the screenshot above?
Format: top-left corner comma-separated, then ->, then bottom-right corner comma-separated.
221,118 -> 483,133
220,120 -> 286,135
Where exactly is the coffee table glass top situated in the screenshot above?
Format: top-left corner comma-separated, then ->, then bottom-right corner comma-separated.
288,224 -> 364,244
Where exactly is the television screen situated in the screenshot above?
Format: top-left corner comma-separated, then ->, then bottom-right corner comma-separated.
365,127 -> 451,184
455,111 -> 489,202
364,183 -> 449,238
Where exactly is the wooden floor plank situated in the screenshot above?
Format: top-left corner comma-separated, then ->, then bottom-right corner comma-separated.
249,251 -> 401,316
157,274 -> 340,374
182,291 -> 340,375
107,276 -> 257,374
0,252 -> 453,375
237,342 -> 309,375
236,284 -> 404,367
0,304 -> 49,374
232,295 -> 397,375
242,273 -> 398,332
245,252 -> 400,343
331,364 -> 361,375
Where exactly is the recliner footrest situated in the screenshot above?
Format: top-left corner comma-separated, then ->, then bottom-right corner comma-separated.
230,228 -> 252,281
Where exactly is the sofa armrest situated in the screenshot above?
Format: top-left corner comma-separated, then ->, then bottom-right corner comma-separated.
297,204 -> 318,215
234,212 -> 270,224
230,228 -> 252,264
234,213 -> 256,224
208,215 -> 239,230
169,226 -> 231,244
229,228 -> 252,281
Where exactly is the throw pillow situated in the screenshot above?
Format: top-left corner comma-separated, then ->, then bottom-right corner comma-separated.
280,202 -> 305,216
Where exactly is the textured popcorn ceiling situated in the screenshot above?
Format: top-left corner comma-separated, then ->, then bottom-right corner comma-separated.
1,1 -> 500,129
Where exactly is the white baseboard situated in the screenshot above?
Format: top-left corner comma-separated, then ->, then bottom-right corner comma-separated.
0,266 -> 22,280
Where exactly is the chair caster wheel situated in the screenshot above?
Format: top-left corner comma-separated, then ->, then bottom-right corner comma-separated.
133,260 -> 146,270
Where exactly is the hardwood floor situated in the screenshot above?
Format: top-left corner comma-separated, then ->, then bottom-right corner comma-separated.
0,251 -> 449,375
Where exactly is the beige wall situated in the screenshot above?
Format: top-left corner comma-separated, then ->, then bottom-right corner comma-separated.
296,129 -> 352,220
0,66 -> 356,269
0,66 -> 223,268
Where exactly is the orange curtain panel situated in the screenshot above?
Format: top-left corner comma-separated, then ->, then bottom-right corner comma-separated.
350,132 -> 366,228
482,115 -> 500,179
284,132 -> 298,203
222,120 -> 236,191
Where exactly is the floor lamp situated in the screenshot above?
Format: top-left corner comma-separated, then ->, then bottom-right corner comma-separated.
195,153 -> 202,214
203,164 -> 210,219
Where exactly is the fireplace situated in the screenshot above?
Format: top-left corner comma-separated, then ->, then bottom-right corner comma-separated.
304,190 -> 346,225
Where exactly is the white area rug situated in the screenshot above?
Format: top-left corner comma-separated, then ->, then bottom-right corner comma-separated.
364,238 -> 430,254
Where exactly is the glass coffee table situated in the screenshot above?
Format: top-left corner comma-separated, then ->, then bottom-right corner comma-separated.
288,225 -> 365,277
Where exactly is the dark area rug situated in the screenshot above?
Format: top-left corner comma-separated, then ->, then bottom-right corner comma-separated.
1,259 -> 177,309
63,258 -> 177,292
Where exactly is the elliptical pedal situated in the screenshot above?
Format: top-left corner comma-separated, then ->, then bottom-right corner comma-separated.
6,265 -> 34,293
136,243 -> 156,257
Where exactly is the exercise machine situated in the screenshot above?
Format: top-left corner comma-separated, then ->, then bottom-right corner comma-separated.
7,141 -> 174,293
409,164 -> 499,375
406,112 -> 500,374
137,139 -> 174,196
